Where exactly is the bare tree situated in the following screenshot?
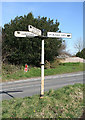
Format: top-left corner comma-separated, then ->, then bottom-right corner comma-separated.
74,37 -> 83,52
58,40 -> 66,54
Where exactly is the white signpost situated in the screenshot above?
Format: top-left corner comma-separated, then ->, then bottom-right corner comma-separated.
28,25 -> 41,36
47,32 -> 72,38
14,25 -> 72,98
14,31 -> 38,38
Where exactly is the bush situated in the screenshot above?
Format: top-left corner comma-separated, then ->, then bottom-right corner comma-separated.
50,59 -> 60,68
45,60 -> 51,69
2,12 -> 62,66
59,62 -> 80,66
76,48 -> 85,59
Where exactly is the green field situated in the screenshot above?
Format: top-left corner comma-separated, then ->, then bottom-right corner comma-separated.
2,62 -> 84,82
2,83 -> 84,118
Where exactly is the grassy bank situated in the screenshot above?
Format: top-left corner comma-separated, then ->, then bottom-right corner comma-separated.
2,83 -> 84,118
2,62 -> 84,82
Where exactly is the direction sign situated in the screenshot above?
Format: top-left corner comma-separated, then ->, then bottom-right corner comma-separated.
14,31 -> 38,37
28,25 -> 41,36
47,32 -> 72,38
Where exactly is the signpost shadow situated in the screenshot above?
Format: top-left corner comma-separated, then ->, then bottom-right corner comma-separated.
0,90 -> 23,98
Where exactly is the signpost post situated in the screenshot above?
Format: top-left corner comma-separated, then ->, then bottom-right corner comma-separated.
40,39 -> 44,98
14,25 -> 72,99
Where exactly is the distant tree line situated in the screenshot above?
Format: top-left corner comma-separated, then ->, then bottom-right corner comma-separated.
76,48 -> 85,59
2,12 -> 64,66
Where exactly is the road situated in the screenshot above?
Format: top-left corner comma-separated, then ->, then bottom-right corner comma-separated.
0,71 -> 84,100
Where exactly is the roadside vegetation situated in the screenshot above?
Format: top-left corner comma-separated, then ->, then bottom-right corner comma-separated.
2,83 -> 84,118
2,62 -> 84,82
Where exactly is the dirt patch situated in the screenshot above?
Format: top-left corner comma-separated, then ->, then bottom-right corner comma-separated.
61,57 -> 85,63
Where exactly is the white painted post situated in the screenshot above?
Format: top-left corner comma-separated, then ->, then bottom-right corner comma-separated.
40,39 -> 44,98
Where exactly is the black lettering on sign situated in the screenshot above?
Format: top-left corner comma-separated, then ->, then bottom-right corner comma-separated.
17,32 -> 20,34
67,35 -> 70,37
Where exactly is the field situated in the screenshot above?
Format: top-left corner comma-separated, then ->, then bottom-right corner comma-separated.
2,83 -> 84,118
2,62 -> 84,82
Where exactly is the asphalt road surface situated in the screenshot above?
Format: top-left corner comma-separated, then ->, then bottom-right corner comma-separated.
0,71 -> 84,100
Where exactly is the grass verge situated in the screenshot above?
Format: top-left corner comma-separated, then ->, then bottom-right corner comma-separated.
2,62 -> 84,82
2,83 -> 84,118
